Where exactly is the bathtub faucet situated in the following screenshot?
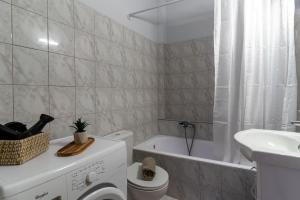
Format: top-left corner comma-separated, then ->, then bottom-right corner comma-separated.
178,121 -> 195,128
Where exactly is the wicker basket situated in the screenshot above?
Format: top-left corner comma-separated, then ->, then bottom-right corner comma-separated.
0,132 -> 49,165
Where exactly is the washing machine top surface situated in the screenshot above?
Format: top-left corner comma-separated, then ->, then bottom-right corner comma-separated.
127,162 -> 169,190
0,136 -> 125,198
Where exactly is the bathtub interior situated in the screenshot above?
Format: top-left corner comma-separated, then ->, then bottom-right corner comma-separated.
135,135 -> 254,167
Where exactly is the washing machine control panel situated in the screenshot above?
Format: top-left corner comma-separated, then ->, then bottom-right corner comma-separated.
71,160 -> 105,191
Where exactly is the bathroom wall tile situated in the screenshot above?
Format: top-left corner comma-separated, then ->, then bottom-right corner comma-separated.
110,44 -> 124,66
48,0 -> 74,27
1,0 -> 159,143
110,66 -> 125,88
49,53 -> 75,86
0,1 -> 12,44
0,85 -> 13,123
14,85 -> 49,123
48,20 -> 75,56
95,14 -> 111,40
111,20 -> 124,44
75,58 -> 96,87
95,63 -> 113,88
74,0 -> 95,34
95,88 -> 112,112
111,88 -> 127,110
75,30 -> 95,60
0,43 -> 12,84
13,6 -> 47,50
12,0 -> 47,17
50,86 -> 75,118
111,109 -> 128,131
96,111 -> 113,136
50,116 -> 75,139
135,33 -> 145,52
95,37 -> 112,62
13,46 -> 48,85
124,28 -> 136,49
76,87 -> 96,115
1,0 -> 11,4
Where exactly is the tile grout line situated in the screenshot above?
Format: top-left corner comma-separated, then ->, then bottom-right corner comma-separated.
10,0 -> 14,121
73,0 -> 77,120
47,0 -> 51,120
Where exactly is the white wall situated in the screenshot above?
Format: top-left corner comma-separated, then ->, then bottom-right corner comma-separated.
164,15 -> 213,43
81,0 -> 160,42
80,0 -> 214,44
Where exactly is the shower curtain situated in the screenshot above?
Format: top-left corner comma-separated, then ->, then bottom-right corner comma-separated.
213,0 -> 298,162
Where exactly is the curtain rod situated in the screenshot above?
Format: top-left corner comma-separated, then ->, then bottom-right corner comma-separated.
128,0 -> 183,20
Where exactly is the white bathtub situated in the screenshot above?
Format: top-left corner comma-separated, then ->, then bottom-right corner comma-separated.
134,135 -> 253,169
133,135 -> 256,199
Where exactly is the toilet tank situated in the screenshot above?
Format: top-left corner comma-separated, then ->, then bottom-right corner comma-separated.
104,130 -> 134,166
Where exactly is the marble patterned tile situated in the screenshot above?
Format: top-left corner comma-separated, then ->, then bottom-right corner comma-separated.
110,66 -> 125,88
1,0 -> 11,4
95,88 -> 112,112
75,30 -> 95,60
111,20 -> 124,44
124,28 -> 136,49
14,85 -> 49,123
48,0 -> 74,27
13,46 -> 48,85
76,87 -> 96,115
49,86 -> 75,118
12,0 -> 47,16
95,111 -> 113,136
95,37 -> 112,62
13,6 -> 48,50
0,1 -> 12,44
0,43 -> 12,84
50,116 -> 75,139
111,109 -> 128,131
74,0 -> 94,34
48,20 -> 75,56
95,63 -> 113,88
95,13 -> 111,40
110,44 -> 124,66
49,53 -> 75,86
0,85 -> 13,124
75,58 -> 96,87
111,88 -> 127,110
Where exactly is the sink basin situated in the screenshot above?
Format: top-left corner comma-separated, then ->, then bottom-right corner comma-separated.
235,129 -> 300,200
234,129 -> 300,168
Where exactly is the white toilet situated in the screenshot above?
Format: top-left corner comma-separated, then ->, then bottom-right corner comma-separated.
127,162 -> 169,200
104,130 -> 169,200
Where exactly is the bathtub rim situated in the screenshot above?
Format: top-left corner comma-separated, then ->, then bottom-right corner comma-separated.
134,134 -> 255,171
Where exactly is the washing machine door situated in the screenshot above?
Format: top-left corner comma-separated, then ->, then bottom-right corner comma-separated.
79,187 -> 126,200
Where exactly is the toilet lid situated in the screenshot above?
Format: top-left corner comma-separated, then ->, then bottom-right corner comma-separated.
127,162 -> 169,190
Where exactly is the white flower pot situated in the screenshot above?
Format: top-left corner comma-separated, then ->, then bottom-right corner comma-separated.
74,132 -> 88,144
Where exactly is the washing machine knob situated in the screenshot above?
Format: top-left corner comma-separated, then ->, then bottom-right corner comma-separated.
86,172 -> 97,185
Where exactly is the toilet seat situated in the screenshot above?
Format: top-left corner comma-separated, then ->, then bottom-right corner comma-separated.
127,162 -> 169,191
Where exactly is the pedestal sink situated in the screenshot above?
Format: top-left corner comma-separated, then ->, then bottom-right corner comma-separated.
235,129 -> 300,200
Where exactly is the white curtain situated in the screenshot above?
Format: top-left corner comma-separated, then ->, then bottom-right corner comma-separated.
214,0 -> 298,162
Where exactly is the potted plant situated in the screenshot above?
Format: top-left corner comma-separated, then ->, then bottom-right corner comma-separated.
70,118 -> 89,144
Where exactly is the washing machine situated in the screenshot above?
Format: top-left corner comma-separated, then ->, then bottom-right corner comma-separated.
0,136 -> 127,200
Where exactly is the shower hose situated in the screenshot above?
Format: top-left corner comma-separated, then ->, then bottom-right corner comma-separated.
183,124 -> 196,156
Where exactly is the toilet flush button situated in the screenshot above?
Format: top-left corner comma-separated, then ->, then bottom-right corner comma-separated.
86,172 -> 97,185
